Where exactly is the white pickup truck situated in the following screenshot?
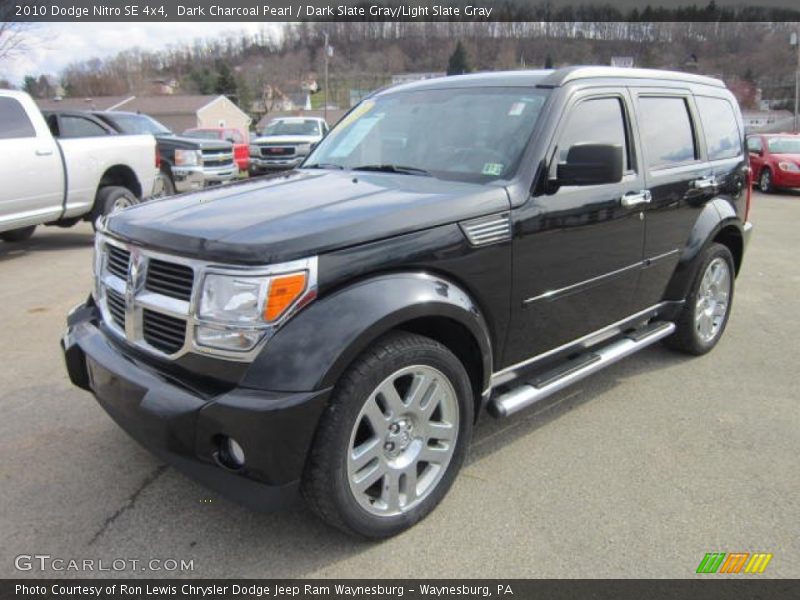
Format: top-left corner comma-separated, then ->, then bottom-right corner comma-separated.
0,90 -> 157,242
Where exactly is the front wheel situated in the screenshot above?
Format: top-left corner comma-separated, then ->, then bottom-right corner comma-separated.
664,243 -> 735,355
302,332 -> 473,538
759,168 -> 773,193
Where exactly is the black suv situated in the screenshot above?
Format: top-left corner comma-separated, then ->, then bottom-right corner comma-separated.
63,67 -> 752,538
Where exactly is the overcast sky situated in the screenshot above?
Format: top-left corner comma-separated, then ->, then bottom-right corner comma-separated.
1,23 -> 281,85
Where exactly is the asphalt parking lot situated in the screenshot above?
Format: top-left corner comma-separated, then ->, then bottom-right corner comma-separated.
1,190 -> 797,579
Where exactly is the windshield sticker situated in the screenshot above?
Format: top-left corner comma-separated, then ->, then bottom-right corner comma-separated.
329,116 -> 382,158
330,100 -> 376,137
482,163 -> 504,176
508,102 -> 526,116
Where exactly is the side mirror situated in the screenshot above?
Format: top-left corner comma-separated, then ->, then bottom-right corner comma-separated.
556,143 -> 624,186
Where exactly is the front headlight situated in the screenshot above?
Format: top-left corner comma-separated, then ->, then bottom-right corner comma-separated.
778,161 -> 800,172
92,234 -> 104,300
195,268 -> 311,352
296,143 -> 312,155
249,144 -> 260,156
175,149 -> 201,167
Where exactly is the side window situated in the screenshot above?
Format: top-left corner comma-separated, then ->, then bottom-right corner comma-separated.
746,137 -> 762,153
638,97 -> 697,168
0,97 -> 36,139
59,116 -> 109,138
695,96 -> 742,160
556,97 -> 631,173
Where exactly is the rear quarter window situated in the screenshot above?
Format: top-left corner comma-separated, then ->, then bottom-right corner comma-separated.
695,96 -> 742,160
0,97 -> 36,139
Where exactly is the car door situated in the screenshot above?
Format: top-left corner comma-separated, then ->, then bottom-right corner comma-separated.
0,96 -> 64,230
630,90 -> 713,308
503,90 -> 647,367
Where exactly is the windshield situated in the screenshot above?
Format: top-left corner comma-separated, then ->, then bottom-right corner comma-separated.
304,87 -> 548,183
109,113 -> 171,135
262,119 -> 321,136
767,136 -> 800,154
183,129 -> 220,140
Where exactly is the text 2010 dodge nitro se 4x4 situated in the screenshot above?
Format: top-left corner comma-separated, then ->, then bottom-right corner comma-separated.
63,68 -> 753,538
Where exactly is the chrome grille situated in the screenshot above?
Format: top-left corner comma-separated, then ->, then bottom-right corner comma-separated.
106,246 -> 130,280
146,259 -> 194,301
142,309 -> 187,355
260,145 -> 295,157
105,288 -> 126,330
202,149 -> 234,168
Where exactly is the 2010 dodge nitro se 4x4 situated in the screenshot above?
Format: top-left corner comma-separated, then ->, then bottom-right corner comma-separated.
63,68 -> 753,538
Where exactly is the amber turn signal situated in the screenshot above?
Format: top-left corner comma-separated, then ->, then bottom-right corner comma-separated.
264,272 -> 307,321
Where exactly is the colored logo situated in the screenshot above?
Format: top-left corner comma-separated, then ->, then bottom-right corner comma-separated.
696,552 -> 773,574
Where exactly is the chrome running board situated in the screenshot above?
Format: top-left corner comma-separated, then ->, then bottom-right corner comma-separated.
489,321 -> 675,418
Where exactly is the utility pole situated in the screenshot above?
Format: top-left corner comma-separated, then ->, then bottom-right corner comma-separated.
323,31 -> 330,123
793,30 -> 799,133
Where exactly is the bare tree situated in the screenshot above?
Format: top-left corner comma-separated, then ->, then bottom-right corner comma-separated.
0,21 -> 31,62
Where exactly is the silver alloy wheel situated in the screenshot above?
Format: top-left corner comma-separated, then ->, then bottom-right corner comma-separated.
760,170 -> 771,193
694,256 -> 731,344
347,364 -> 460,517
111,196 -> 133,212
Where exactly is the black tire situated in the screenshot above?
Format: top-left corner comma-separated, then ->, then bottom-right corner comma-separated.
664,243 -> 735,355
302,331 -> 474,538
0,225 -> 36,242
759,168 -> 773,193
153,170 -> 176,198
90,186 -> 138,229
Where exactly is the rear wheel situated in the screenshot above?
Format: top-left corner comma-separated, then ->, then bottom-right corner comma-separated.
90,186 -> 138,229
0,225 -> 36,242
302,331 -> 473,538
759,168 -> 773,193
664,243 -> 735,355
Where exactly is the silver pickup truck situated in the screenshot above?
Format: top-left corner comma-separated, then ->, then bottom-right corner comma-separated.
0,91 -> 157,242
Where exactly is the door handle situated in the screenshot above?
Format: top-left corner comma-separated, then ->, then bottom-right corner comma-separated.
35,149 -> 54,156
620,190 -> 652,208
692,175 -> 718,190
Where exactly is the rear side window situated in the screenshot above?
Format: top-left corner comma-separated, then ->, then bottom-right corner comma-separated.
695,97 -> 742,160
0,97 -> 36,139
638,97 -> 697,168
747,137 -> 762,153
59,116 -> 109,138
557,97 -> 631,171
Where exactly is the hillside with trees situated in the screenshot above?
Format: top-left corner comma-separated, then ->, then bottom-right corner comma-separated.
7,21 -> 800,115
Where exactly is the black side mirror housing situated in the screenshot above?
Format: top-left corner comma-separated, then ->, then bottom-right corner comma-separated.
556,143 -> 624,186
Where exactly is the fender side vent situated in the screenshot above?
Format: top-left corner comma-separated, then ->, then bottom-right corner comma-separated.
460,213 -> 511,247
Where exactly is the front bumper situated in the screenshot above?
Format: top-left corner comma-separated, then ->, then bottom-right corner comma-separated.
773,169 -> 800,188
249,156 -> 304,172
172,164 -> 238,193
61,301 -> 330,511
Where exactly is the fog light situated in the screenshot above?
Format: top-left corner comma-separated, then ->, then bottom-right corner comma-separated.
195,325 -> 263,352
218,436 -> 246,469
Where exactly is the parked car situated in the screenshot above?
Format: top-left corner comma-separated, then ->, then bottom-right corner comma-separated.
63,68 -> 752,538
183,127 -> 250,173
0,91 -> 157,242
746,133 -> 800,193
92,111 -> 237,195
249,116 -> 328,174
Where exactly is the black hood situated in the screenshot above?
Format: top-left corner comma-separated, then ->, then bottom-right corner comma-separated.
107,170 -> 510,264
156,133 -> 232,151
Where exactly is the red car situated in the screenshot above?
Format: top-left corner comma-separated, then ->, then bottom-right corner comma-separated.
183,127 -> 249,172
747,133 -> 800,193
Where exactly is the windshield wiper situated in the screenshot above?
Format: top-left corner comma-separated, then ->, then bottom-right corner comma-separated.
353,164 -> 431,177
303,163 -> 345,170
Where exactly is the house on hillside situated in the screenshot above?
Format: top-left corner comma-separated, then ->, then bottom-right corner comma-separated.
37,94 -> 251,133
